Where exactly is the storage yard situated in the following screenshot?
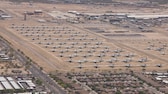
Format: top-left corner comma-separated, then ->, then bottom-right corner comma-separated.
9,23 -> 167,72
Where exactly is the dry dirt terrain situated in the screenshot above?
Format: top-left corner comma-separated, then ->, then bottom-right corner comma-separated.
1,1 -> 168,73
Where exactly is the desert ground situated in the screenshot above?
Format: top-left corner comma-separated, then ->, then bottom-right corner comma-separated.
0,0 -> 168,73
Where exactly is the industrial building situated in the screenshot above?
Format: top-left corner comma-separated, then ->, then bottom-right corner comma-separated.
0,76 -> 36,91
18,80 -> 36,90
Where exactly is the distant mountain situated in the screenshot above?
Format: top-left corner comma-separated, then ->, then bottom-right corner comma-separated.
7,0 -> 49,3
148,0 -> 168,4
7,0 -> 168,4
7,0 -> 113,3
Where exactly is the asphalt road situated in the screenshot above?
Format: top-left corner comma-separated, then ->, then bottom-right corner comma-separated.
16,51 -> 66,94
0,31 -> 66,94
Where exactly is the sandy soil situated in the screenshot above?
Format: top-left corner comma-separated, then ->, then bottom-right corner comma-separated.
1,1 -> 168,73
